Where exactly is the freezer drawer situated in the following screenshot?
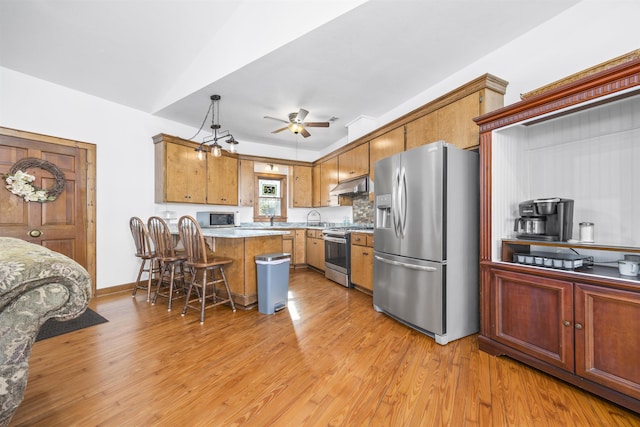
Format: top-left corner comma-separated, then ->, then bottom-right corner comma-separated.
373,251 -> 445,335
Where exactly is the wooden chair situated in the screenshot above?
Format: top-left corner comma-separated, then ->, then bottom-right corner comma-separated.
147,216 -> 188,311
178,215 -> 236,323
129,216 -> 158,302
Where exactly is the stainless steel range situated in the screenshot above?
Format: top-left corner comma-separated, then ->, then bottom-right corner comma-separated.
322,226 -> 374,287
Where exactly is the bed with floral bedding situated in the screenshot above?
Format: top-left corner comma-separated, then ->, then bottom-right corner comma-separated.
0,237 -> 91,426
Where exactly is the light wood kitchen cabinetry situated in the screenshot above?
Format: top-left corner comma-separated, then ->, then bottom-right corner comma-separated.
476,58 -> 640,413
338,143 -> 369,182
238,159 -> 255,207
350,232 -> 374,293
282,229 -> 307,267
306,229 -> 324,271
207,153 -> 238,205
154,135 -> 207,203
369,127 -> 404,183
405,112 -> 438,151
289,165 -> 312,208
320,156 -> 339,207
312,164 -> 321,207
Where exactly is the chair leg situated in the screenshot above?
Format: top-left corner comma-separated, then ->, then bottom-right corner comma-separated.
167,263 -> 176,311
182,267 -> 196,317
146,258 -> 155,303
132,258 -> 147,297
219,266 -> 236,312
200,269 -> 208,324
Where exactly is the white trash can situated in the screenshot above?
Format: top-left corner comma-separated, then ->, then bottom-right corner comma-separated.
255,253 -> 291,314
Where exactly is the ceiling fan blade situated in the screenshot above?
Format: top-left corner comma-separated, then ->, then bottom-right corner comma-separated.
303,122 -> 330,127
271,126 -> 288,134
296,108 -> 309,123
301,128 -> 311,138
264,116 -> 289,124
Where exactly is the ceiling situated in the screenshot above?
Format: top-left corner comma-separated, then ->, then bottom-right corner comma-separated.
0,0 -> 580,152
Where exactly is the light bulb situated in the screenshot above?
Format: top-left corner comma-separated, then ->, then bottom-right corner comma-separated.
212,143 -> 222,158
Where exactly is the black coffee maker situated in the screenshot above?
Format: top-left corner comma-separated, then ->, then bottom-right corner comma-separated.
514,198 -> 574,241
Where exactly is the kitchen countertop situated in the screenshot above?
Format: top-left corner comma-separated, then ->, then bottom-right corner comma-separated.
169,226 -> 289,239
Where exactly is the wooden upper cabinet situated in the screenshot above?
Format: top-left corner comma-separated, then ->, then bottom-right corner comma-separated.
155,136 -> 207,203
289,165 -> 312,208
369,127 -> 404,182
320,156 -> 339,207
406,112 -> 438,151
238,159 -> 255,207
207,154 -> 238,205
338,143 -> 369,182
312,164 -> 321,207
437,92 -> 481,150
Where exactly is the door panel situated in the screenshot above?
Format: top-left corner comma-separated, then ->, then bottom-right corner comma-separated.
0,136 -> 87,267
401,143 -> 444,261
373,251 -> 444,335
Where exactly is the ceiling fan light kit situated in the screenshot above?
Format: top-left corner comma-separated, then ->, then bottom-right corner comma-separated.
264,108 -> 331,138
193,94 -> 238,158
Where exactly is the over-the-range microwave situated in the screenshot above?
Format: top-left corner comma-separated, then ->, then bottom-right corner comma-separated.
196,211 -> 236,228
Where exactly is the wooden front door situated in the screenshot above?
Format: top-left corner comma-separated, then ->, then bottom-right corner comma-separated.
0,127 -> 96,291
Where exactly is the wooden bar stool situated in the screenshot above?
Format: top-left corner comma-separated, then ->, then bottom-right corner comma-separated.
129,216 -> 158,302
178,215 -> 236,324
147,216 -> 188,311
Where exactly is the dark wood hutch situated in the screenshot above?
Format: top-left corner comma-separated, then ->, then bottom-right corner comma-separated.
474,56 -> 640,413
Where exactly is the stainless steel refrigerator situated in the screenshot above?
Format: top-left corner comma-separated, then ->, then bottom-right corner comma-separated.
373,140 -> 479,345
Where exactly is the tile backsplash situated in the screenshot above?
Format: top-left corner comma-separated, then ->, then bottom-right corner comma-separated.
352,194 -> 374,224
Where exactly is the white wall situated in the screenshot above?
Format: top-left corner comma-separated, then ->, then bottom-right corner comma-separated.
1,0 -> 639,289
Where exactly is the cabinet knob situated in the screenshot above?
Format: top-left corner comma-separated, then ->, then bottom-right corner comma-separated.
28,229 -> 42,238
575,323 -> 583,330
363,252 -> 369,256
563,321 -> 571,327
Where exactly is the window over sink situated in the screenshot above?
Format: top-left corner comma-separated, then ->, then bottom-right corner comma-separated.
253,174 -> 287,222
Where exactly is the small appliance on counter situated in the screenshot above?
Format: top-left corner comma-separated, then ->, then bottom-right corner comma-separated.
513,198 -> 574,241
196,211 -> 236,228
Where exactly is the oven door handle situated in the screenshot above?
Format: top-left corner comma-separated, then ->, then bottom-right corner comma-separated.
374,255 -> 437,272
323,236 -> 347,244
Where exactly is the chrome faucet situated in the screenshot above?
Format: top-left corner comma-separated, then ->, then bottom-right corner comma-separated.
270,215 -> 275,226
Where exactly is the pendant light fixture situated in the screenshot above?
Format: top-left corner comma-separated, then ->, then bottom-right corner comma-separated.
194,94 -> 238,159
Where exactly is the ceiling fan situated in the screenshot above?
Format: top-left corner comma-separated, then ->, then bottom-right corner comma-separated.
264,108 -> 330,138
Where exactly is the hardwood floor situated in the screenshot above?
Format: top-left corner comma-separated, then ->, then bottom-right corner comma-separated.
12,269 -> 640,426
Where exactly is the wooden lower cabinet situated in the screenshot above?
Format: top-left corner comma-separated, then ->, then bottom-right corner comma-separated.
305,229 -> 324,271
574,283 -> 640,401
350,232 -> 374,293
489,268 -> 573,371
481,265 -> 640,412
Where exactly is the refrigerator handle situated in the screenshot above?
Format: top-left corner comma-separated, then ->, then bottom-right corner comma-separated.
374,255 -> 438,272
393,167 -> 401,238
400,166 -> 407,237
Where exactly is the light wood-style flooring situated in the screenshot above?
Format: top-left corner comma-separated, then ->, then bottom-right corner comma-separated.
11,269 -> 640,426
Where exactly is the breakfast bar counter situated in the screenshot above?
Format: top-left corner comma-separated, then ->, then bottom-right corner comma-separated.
171,226 -> 288,309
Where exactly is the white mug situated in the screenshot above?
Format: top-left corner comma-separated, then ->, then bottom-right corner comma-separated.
618,260 -> 640,276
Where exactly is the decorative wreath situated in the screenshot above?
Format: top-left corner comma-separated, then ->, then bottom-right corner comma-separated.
4,157 -> 66,203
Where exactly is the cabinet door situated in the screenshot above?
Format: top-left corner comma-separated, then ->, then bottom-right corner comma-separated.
437,92 -> 480,150
282,236 -> 294,267
306,236 -> 324,271
164,142 -> 206,203
490,269 -> 574,371
312,164 -> 321,207
350,240 -> 373,292
338,143 -> 369,182
294,229 -> 306,265
369,127 -> 404,183
290,165 -> 312,208
320,156 -> 338,207
405,113 -> 438,151
575,283 -> 640,400
238,159 -> 255,207
207,155 -> 238,205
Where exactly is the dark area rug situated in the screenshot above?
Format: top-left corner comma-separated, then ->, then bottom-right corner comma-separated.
36,308 -> 108,341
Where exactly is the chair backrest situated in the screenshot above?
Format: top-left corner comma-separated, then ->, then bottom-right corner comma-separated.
147,216 -> 176,259
178,215 -> 209,264
129,216 -> 154,257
